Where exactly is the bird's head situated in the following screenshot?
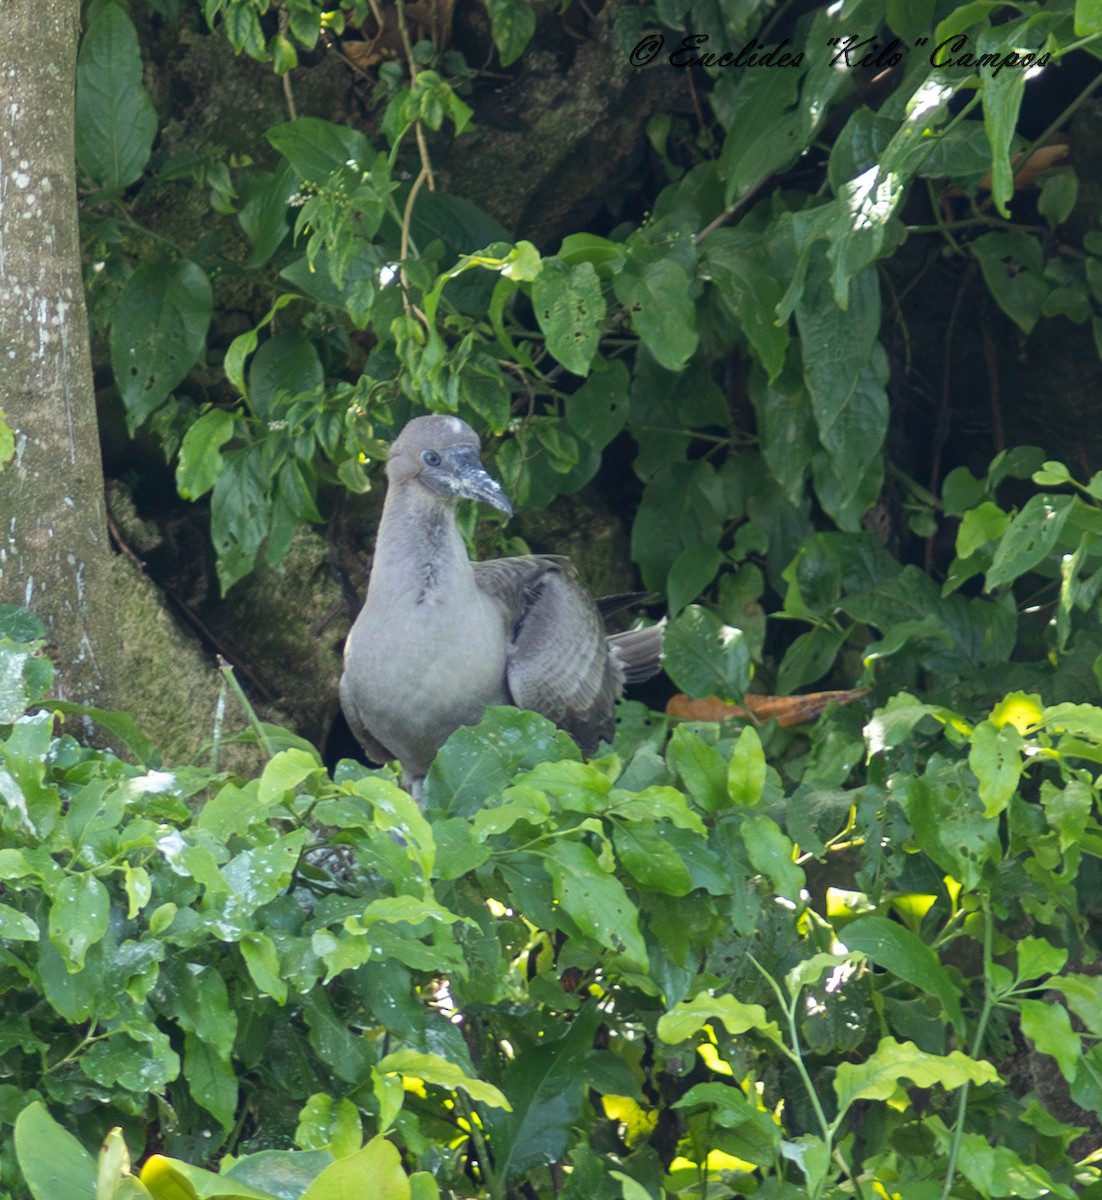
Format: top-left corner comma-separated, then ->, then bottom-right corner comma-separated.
387,415 -> 513,515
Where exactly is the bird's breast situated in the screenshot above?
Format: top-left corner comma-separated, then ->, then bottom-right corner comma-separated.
342,585 -> 509,773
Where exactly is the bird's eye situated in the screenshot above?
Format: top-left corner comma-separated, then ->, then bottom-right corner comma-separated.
421,450 -> 442,467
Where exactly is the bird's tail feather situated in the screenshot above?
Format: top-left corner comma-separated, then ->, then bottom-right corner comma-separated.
607,621 -> 665,686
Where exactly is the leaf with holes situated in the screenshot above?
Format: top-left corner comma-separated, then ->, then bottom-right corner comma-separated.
110,261 -> 212,431
532,259 -> 605,377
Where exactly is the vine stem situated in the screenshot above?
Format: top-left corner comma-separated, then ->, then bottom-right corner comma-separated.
747,957 -> 833,1196
278,8 -> 298,120
453,1091 -> 501,1200
218,657 -> 276,759
394,0 -> 435,316
940,896 -> 995,1200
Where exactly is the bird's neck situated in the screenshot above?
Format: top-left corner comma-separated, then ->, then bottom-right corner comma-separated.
368,486 -> 475,608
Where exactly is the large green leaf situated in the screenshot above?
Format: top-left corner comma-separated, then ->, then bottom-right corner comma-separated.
486,1007 -> 602,1182
985,493 -> 1073,589
657,991 -> 782,1045
266,118 -> 373,180
75,2 -> 157,191
663,605 -> 752,701
14,1102 -> 96,1200
971,232 -> 1047,335
612,257 -> 697,372
48,874 -> 109,971
176,409 -> 237,501
377,1049 -> 510,1109
532,259 -> 606,376
703,230 -> 787,380
545,840 -> 647,966
795,256 -> 887,528
843,915 -> 964,1036
110,261 -> 212,430
833,1038 -> 998,1114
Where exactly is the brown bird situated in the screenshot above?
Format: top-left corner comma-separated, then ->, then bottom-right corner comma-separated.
340,415 -> 664,799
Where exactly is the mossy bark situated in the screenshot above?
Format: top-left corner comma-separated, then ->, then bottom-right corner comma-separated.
0,0 -> 117,707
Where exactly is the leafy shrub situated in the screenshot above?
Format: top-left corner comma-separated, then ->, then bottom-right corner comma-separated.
7,448 -> 1102,1198
79,0 -> 1102,625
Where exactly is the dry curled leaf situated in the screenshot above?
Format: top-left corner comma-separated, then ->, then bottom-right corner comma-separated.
666,689 -> 869,728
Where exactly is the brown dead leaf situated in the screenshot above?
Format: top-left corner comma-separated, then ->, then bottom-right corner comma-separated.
666,689 -> 869,728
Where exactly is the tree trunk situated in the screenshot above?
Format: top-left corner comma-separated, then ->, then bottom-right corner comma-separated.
0,0 -> 116,706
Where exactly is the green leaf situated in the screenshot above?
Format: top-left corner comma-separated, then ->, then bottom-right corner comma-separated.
296,1094 -> 364,1156
176,409 -> 237,500
666,725 -> 728,812
613,823 -> 692,896
248,332 -> 324,421
258,747 -> 323,804
224,294 -> 304,398
141,1153 -> 275,1199
727,726 -> 765,807
1056,975 -> 1102,1034
613,257 -> 697,372
14,1102 -> 96,1200
971,233 -> 1046,335
110,261 -> 212,430
565,360 -> 629,451
484,0 -> 536,65
1038,169 -> 1078,227
666,542 -> 722,615
1077,0 -> 1102,34
1019,999 -> 1081,1082
968,719 -> 1022,818
843,915 -> 964,1035
49,874 -> 110,971
297,1132 -> 410,1200
184,1033 -> 239,1130
663,605 -> 751,701
377,1049 -> 511,1109
704,230 -> 787,380
97,1127 -> 149,1200
75,3 -> 157,191
716,68 -> 810,204
977,22 -> 1031,218
545,840 -> 647,966
0,901 -> 38,941
657,991 -> 782,1045
210,450 -> 270,592
0,408 -> 15,471
223,1151 -> 332,1198
123,865 -> 152,919
796,257 -> 887,527
238,165 -> 297,266
158,962 -> 238,1057
952,1133 -> 1076,1200
47,701 -> 158,765
486,1006 -> 601,1182
81,1029 -> 180,1094
985,493 -> 1072,590
240,932 -> 289,1004
532,259 -> 606,377
267,117 -> 373,180
741,814 -> 804,901
833,1038 -> 998,1114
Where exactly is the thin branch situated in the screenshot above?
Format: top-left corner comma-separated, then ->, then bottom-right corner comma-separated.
278,8 -> 299,120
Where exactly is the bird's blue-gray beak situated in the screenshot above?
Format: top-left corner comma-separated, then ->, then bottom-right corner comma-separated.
445,445 -> 514,516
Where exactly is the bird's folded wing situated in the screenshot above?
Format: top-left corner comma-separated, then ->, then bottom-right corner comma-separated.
474,556 -> 617,752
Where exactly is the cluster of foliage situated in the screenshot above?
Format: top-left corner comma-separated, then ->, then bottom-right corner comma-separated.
18,0 -> 1102,1192
6,450 -> 1102,1196
80,0 -> 1102,638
